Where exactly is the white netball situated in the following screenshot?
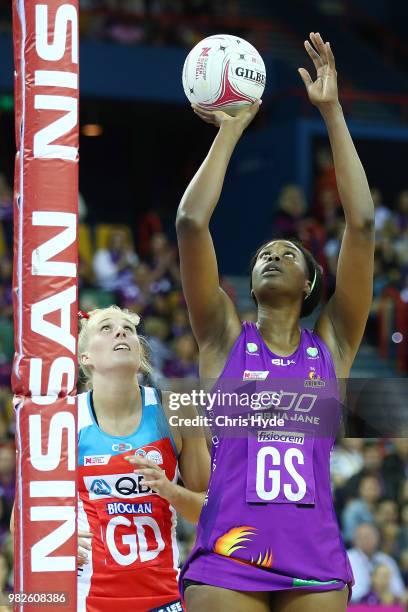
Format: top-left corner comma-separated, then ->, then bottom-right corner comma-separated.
182,34 -> 266,116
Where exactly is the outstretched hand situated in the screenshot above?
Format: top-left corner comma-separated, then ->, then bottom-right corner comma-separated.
192,100 -> 261,133
298,32 -> 338,108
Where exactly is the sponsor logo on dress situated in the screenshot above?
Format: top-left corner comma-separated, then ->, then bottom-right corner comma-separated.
246,342 -> 258,354
84,454 -> 111,466
90,478 -> 112,496
85,473 -> 154,499
304,370 -> 325,388
243,370 -> 269,381
271,358 -> 296,366
112,442 -> 132,452
306,347 -> 319,359
257,430 -> 305,444
135,446 -> 163,465
105,502 -> 152,515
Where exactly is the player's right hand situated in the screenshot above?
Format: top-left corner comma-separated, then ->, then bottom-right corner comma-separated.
192,100 -> 260,133
78,530 -> 93,566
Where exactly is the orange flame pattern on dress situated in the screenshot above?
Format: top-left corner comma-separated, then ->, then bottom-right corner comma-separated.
251,549 -> 273,568
214,527 -> 274,569
214,526 -> 257,557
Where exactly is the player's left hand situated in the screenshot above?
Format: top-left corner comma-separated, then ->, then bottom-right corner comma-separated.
298,32 -> 338,108
125,455 -> 175,501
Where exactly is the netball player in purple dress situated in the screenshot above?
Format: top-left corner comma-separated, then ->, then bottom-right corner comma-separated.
176,33 -> 375,612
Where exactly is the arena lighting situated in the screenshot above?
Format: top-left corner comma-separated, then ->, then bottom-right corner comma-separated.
391,332 -> 404,344
82,123 -> 103,136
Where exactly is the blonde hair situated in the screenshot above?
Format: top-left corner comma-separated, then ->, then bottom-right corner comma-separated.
78,305 -> 152,386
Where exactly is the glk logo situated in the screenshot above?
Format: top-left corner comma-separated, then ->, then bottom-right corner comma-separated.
112,442 -> 132,452
271,358 -> 296,366
246,343 -> 258,353
90,479 -> 112,496
306,347 -> 319,358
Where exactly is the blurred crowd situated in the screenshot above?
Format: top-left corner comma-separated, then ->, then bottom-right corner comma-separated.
272,147 -> 408,346
0,0 -> 242,49
1,151 -> 408,602
331,439 -> 408,606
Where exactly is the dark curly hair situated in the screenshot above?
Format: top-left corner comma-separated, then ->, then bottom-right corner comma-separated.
249,239 -> 323,318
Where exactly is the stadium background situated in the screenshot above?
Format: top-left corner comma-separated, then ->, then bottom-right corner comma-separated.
0,0 -> 408,607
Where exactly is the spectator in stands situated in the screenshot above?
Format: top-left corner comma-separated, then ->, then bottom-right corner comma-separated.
342,474 -> 381,543
330,438 -> 364,489
0,174 -> 13,249
383,439 -> 408,500
372,187 -> 392,234
143,316 -> 172,373
148,232 -> 180,293
0,493 -> 9,548
93,228 -> 139,291
338,443 -> 384,510
0,444 -> 15,510
361,563 -> 401,605
376,498 -> 399,530
0,550 -> 11,593
395,189 -> 408,232
376,234 -> 400,283
399,549 -> 408,587
347,523 -> 405,602
0,255 -> 12,321
398,503 -> 408,551
271,184 -> 306,240
120,262 -> 154,313
0,283 -> 12,322
398,479 -> 408,508
105,14 -> 146,45
0,391 -> 13,438
137,209 -> 163,258
314,146 -> 339,217
1,533 -> 13,590
163,333 -> 198,379
380,521 -> 401,559
170,307 -> 190,338
319,186 -> 342,231
148,293 -> 172,320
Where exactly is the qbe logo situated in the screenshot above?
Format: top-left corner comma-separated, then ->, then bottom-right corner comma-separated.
90,479 -> 111,496
84,473 -> 154,500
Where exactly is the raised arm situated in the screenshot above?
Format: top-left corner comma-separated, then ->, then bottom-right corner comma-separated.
176,104 -> 259,349
299,33 -> 375,372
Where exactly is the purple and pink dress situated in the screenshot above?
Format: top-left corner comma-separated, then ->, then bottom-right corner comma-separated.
180,321 -> 354,597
